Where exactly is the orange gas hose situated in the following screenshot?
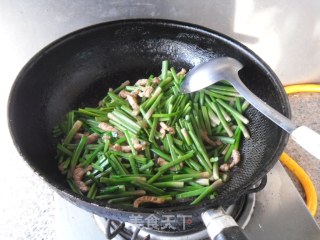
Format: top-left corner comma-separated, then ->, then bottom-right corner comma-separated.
279,152 -> 318,216
279,84 -> 320,217
285,84 -> 320,94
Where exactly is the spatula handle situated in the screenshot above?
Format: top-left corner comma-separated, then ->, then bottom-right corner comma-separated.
291,126 -> 320,160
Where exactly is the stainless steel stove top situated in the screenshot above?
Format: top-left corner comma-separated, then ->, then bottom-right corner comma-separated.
55,161 -> 320,240
245,162 -> 320,240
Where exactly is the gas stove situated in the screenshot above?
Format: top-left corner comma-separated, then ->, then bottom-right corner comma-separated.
55,161 -> 320,240
92,192 -> 255,240
91,190 -> 254,240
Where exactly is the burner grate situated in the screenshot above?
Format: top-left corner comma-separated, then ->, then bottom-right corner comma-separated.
105,219 -> 125,239
106,219 -> 149,240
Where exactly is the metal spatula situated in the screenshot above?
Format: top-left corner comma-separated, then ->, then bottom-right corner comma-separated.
181,57 -> 320,160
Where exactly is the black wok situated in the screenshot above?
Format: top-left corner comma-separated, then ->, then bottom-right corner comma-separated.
8,19 -> 290,239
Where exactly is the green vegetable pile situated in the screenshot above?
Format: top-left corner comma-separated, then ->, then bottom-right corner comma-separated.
53,60 -> 250,208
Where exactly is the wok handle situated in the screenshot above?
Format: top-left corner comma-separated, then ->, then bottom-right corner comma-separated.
291,126 -> 320,160
202,208 -> 249,240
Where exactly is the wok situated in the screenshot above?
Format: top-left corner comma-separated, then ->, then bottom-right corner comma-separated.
8,19 -> 290,239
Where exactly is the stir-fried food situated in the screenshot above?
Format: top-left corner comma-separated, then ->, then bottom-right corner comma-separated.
53,60 -> 250,207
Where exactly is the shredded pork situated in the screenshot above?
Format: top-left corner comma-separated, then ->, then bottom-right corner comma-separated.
119,90 -> 140,116
111,139 -> 146,153
157,157 -> 182,171
86,133 -> 99,144
220,149 -> 241,172
74,132 -> 89,141
73,165 -> 93,192
200,130 -> 222,146
98,122 -> 118,132
132,86 -> 153,98
74,132 -> 99,144
133,196 -> 166,208
135,79 -> 148,86
153,77 -> 160,85
98,122 -> 124,138
159,122 -> 175,139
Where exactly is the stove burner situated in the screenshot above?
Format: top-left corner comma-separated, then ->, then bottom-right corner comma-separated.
94,193 -> 256,240
105,220 -> 126,239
